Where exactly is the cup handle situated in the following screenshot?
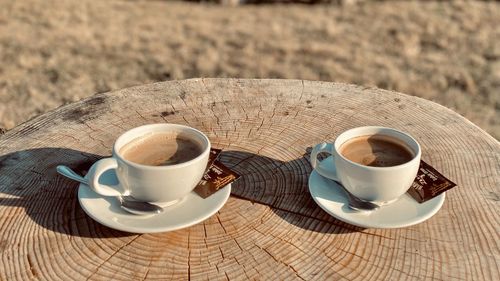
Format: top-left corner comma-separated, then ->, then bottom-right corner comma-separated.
86,158 -> 124,197
310,143 -> 339,181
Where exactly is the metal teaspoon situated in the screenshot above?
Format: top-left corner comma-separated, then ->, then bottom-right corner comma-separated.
56,165 -> 164,215
330,179 -> 380,212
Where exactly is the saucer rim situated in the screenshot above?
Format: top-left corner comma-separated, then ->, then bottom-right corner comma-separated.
78,174 -> 231,233
308,169 -> 446,229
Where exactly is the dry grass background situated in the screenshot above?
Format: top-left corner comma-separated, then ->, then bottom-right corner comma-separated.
0,0 -> 499,138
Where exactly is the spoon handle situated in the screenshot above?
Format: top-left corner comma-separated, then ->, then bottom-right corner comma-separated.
56,165 -> 88,185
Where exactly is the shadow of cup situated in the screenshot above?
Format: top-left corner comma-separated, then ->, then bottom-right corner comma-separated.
0,147 -> 132,238
222,149 -> 365,233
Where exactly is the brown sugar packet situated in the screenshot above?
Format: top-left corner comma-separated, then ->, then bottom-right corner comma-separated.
194,160 -> 240,199
407,160 -> 456,203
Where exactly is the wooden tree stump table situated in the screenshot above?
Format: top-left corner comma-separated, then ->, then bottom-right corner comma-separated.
0,79 -> 498,280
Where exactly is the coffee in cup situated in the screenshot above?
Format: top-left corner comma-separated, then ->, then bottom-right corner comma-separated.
310,126 -> 421,204
120,132 -> 204,166
339,134 -> 415,167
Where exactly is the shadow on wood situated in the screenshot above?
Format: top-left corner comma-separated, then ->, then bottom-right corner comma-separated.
0,146 -> 363,237
221,149 -> 364,233
0,148 -> 132,238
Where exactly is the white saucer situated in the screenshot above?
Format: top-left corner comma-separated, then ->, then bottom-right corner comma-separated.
78,170 -> 231,233
309,170 -> 445,229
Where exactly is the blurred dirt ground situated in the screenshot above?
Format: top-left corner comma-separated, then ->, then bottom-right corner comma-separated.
0,0 -> 499,138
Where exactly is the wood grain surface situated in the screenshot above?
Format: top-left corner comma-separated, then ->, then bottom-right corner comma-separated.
0,79 -> 498,280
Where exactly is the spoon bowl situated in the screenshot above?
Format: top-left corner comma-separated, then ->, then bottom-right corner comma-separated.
330,179 -> 380,211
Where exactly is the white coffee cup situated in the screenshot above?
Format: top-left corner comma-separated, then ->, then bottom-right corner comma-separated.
310,126 -> 421,204
86,123 -> 211,205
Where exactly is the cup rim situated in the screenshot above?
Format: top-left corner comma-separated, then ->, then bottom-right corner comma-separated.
334,126 -> 421,170
112,123 -> 211,170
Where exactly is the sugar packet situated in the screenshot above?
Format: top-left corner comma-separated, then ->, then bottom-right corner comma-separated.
407,160 -> 456,203
193,149 -> 241,199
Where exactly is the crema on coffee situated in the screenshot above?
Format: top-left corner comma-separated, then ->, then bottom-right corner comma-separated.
119,132 -> 203,166
339,135 -> 415,167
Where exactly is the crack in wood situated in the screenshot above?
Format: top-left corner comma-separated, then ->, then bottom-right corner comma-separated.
135,110 -> 148,122
259,244 -> 306,281
86,235 -> 140,281
233,238 -> 244,253
140,260 -> 153,281
209,106 -> 220,127
109,112 -> 128,130
216,214 -> 228,235
299,80 -> 305,101
256,118 -> 265,132
175,81 -> 189,107
391,267 -> 437,280
60,134 -> 80,143
26,253 -> 38,278
187,232 -> 191,281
